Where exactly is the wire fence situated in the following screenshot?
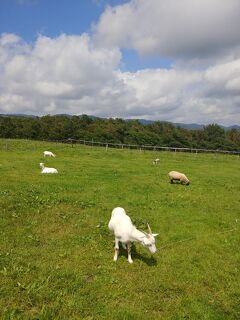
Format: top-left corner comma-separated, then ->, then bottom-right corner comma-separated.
59,138 -> 240,156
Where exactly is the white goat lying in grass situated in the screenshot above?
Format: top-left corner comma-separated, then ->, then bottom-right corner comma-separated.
108,207 -> 158,263
39,162 -> 58,174
43,151 -> 56,157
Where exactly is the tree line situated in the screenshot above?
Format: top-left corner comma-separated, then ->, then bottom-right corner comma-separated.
0,114 -> 239,151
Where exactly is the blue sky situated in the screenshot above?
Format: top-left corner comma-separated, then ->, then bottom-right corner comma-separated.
0,0 -> 171,71
0,0 -> 240,125
1,0 -> 104,41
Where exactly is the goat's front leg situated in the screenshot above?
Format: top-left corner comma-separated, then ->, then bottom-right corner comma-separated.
113,238 -> 119,261
127,242 -> 133,263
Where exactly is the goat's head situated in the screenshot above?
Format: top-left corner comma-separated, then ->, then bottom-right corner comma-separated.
39,162 -> 44,169
141,224 -> 158,254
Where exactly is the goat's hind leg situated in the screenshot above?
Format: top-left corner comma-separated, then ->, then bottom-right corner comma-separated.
113,238 -> 119,261
127,242 -> 133,264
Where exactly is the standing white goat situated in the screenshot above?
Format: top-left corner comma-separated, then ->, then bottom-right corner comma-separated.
39,162 -> 58,174
108,207 -> 158,263
153,158 -> 160,165
43,151 -> 56,157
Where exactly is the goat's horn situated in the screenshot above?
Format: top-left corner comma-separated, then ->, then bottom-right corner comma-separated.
147,223 -> 152,235
141,230 -> 151,239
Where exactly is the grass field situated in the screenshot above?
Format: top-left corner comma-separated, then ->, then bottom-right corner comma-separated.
0,139 -> 239,319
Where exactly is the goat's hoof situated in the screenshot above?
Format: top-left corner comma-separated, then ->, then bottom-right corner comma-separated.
128,259 -> 133,264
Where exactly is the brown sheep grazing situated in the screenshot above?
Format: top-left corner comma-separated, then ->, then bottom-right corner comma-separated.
168,171 -> 190,185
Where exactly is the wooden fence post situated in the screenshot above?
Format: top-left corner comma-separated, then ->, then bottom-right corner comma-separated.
58,138 -> 240,157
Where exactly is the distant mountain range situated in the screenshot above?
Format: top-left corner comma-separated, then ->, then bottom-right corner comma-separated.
133,119 -> 240,131
0,113 -> 239,131
119,118 -> 240,131
172,123 -> 240,131
0,113 -> 38,118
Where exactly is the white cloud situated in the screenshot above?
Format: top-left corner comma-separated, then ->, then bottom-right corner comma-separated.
94,0 -> 240,60
0,33 -> 21,46
0,31 -> 240,125
94,59 -> 240,125
205,59 -> 240,94
0,33 -> 123,114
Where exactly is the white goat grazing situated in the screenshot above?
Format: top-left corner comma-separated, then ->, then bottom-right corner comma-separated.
39,162 -> 58,174
108,207 -> 158,263
43,151 -> 56,157
153,158 -> 160,165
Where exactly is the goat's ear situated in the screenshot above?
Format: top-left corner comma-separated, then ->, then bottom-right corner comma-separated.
152,233 -> 158,237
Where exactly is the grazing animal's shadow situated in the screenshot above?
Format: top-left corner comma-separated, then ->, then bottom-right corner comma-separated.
170,181 -> 189,186
117,243 -> 157,266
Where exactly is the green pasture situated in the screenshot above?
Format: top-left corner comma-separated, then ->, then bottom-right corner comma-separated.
0,139 -> 239,319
